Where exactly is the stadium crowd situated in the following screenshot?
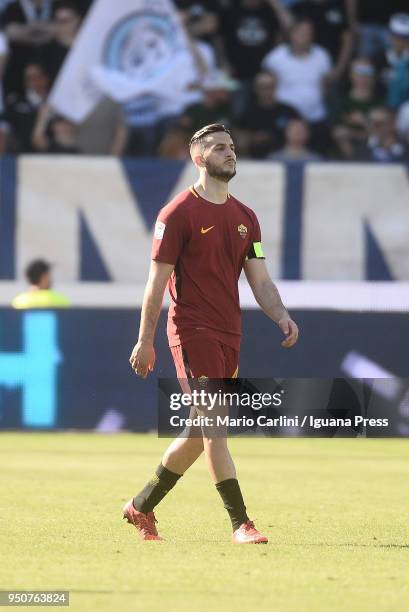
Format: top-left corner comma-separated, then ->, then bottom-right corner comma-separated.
0,0 -> 408,161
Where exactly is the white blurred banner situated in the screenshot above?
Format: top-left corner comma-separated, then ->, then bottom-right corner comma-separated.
49,0 -> 195,122
2,157 -> 409,290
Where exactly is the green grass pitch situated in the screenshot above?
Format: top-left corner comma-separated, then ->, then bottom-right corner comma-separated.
1,433 -> 408,611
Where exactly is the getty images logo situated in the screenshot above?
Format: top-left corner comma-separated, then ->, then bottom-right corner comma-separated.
0,312 -> 61,427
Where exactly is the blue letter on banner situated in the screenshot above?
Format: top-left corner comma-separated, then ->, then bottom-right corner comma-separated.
0,312 -> 61,427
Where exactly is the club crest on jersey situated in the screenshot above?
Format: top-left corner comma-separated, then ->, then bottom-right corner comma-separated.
238,224 -> 248,239
198,375 -> 209,387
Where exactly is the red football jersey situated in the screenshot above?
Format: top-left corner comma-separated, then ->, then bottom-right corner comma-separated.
151,186 -> 265,350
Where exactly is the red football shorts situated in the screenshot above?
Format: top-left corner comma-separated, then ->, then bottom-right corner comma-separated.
170,336 -> 239,379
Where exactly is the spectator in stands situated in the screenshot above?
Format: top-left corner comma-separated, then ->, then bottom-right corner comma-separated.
175,0 -> 221,44
122,99 -> 176,157
235,71 -> 299,158
41,1 -> 82,83
218,0 -> 292,111
332,58 -> 382,159
177,69 -> 237,134
177,9 -> 219,113
0,23 -> 10,155
290,0 -> 354,81
75,98 -> 128,156
268,118 -> 322,161
12,258 -> 70,309
0,28 -> 9,150
158,125 -> 191,160
376,14 -> 409,110
396,100 -> 409,145
348,0 -> 408,58
122,16 -> 218,157
358,106 -> 408,162
32,103 -> 79,153
0,119 -> 8,154
262,19 -> 331,129
5,62 -> 50,152
2,0 -> 55,95
335,58 -> 381,118
0,28 -> 8,105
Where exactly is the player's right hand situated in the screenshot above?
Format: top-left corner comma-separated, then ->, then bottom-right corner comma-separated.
129,340 -> 156,378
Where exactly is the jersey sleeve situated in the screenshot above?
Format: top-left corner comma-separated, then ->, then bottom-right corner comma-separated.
151,205 -> 187,265
246,214 -> 265,260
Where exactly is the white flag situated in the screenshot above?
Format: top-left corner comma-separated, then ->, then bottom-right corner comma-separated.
49,0 -> 195,123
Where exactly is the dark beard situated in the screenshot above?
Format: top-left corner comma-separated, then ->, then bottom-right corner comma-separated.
205,159 -> 236,183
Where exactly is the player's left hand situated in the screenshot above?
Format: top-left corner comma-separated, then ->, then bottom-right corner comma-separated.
278,317 -> 299,348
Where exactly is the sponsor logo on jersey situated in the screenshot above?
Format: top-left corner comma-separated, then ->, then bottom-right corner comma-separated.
154,221 -> 166,239
238,224 -> 248,239
201,225 -> 215,234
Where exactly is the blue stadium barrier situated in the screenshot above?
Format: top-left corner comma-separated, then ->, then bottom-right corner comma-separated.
0,308 -> 408,432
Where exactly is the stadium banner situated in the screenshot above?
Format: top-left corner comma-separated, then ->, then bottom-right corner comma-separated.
1,158 -> 409,285
0,308 -> 408,433
48,0 -> 195,122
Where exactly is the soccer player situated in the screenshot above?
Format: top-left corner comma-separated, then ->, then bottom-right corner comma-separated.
125,123 -> 299,543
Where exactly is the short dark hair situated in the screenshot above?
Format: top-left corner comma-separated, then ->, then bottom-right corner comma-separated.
26,259 -> 50,285
291,16 -> 314,29
369,106 -> 395,120
189,123 -> 232,150
53,1 -> 80,17
24,62 -> 49,75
